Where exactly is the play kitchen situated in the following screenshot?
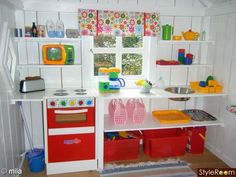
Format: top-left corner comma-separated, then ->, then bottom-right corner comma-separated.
3,1 -> 235,176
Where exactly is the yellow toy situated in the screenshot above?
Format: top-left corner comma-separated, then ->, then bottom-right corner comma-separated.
182,29 -> 199,40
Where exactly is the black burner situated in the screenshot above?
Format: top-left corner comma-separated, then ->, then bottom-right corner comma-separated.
76,92 -> 87,95
53,93 -> 69,96
55,89 -> 67,92
74,89 -> 86,92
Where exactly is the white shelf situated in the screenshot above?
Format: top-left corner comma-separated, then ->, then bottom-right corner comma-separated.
156,64 -> 212,68
12,91 -> 45,103
98,88 -> 227,100
158,40 -> 215,45
104,113 -> 223,132
14,37 -> 82,43
17,64 -> 82,69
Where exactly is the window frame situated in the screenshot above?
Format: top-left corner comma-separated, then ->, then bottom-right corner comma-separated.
91,36 -> 147,80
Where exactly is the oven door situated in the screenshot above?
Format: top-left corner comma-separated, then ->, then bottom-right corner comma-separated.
48,133 -> 95,162
47,107 -> 95,128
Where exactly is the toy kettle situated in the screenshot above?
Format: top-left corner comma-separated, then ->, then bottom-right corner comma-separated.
182,29 -> 199,40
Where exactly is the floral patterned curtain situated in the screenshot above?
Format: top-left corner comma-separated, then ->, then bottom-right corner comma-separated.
97,10 -> 144,36
144,13 -> 161,37
78,9 -> 161,37
78,9 -> 97,36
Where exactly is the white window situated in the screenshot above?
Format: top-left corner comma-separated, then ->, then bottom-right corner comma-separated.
83,36 -> 148,88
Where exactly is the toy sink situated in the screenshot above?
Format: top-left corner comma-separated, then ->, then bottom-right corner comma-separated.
164,87 -> 195,101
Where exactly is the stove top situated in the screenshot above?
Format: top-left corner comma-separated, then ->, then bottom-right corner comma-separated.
45,88 -> 98,98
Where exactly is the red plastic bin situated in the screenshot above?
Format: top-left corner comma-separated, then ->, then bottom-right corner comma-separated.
186,127 -> 207,154
104,132 -> 141,162
142,128 -> 188,158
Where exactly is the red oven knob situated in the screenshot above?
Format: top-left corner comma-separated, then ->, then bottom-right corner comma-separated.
50,101 -> 56,107
78,100 -> 84,106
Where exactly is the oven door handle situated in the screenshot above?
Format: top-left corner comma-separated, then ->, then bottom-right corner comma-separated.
54,109 -> 88,114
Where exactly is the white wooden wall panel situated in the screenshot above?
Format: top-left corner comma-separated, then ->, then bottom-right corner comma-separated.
7,93 -> 22,166
37,11 -> 59,25
60,12 -> 78,29
22,102 -> 32,150
0,93 -> 7,170
212,15 -> 228,84
155,67 -> 170,87
157,44 -> 172,59
202,16 -> 210,40
119,0 -> 137,6
170,68 -> 188,85
15,10 -> 25,32
175,0 -> 193,7
62,68 -> 82,88
17,40 -> 27,64
156,0 -> 175,7
31,102 -> 44,148
41,68 -> 62,88
24,11 -> 37,27
81,0 -> 98,3
0,92 -> 14,169
190,17 -> 202,62
185,98 -> 196,109
189,44 -> 200,64
160,16 -> 174,27
27,42 -> 39,64
169,100 -> 185,110
0,5 -> 24,172
193,0 -> 203,7
218,14 -> 236,92
106,0 -> 118,4
174,17 -> 192,35
138,0 -> 156,7
151,99 -> 168,110
205,12 -> 236,167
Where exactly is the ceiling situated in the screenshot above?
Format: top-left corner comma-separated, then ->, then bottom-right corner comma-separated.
6,0 -> 236,9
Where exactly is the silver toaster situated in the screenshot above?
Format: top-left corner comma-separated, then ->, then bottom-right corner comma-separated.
20,78 -> 45,93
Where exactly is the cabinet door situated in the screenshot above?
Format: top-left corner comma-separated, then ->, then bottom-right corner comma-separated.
48,133 -> 95,162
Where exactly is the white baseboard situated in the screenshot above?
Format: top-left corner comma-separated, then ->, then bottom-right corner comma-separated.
206,142 -> 236,168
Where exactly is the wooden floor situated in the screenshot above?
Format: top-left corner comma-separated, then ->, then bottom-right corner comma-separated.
22,148 -> 229,177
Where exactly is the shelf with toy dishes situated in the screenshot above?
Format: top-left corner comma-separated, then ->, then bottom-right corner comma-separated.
156,60 -> 212,68
158,40 -> 215,45
104,112 -> 223,132
160,26 -> 214,45
17,64 -> 82,69
14,37 -> 82,43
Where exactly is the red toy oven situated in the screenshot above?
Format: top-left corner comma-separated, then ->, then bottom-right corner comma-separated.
46,97 -> 96,163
